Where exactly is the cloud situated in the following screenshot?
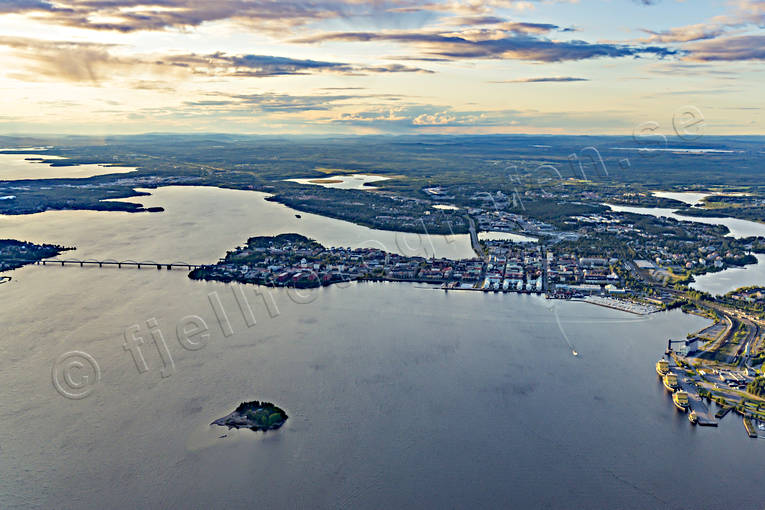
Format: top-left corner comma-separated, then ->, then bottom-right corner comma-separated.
0,36 -> 430,83
326,106 -> 503,128
0,0 -> 565,34
188,93 -> 355,112
639,25 -> 726,43
0,37 -> 127,82
177,90 -> 406,116
413,111 -> 458,125
449,15 -> 507,26
158,53 -> 431,77
323,104 -> 633,133
637,0 -> 765,44
685,35 -> 765,61
492,76 -> 589,82
295,29 -> 676,62
0,1 -> 394,33
499,22 -> 565,34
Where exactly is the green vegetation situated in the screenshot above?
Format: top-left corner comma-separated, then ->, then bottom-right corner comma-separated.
211,400 -> 289,432
0,239 -> 72,271
1,134 -> 763,227
747,377 -> 765,398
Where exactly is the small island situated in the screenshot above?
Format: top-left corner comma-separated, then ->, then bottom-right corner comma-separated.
211,400 -> 288,432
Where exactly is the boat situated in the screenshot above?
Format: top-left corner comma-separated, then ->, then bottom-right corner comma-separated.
688,410 -> 698,424
655,359 -> 669,376
673,391 -> 689,412
662,373 -> 678,392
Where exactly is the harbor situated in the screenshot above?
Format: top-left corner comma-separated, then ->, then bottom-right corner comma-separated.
657,356 -> 717,426
581,295 -> 660,315
656,352 -> 765,435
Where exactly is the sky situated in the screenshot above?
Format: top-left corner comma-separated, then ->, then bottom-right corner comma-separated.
0,0 -> 762,135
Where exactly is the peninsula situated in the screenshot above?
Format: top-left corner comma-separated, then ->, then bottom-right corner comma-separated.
0,239 -> 72,272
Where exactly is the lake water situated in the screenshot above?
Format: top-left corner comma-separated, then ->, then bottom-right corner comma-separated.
1,186 -> 765,509
606,203 -> 765,239
652,191 -> 710,206
691,254 -> 765,296
0,186 -> 475,261
612,148 -> 740,154
478,231 -> 538,243
285,174 -> 389,190
0,153 -> 137,180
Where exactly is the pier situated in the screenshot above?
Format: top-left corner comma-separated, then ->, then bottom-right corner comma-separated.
715,406 -> 734,419
582,295 -> 659,316
669,361 -> 718,427
743,417 -> 758,438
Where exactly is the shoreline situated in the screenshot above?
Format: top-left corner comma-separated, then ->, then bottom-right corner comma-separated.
578,295 -> 660,315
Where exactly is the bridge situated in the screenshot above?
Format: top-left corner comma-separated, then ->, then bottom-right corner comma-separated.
31,258 -> 204,270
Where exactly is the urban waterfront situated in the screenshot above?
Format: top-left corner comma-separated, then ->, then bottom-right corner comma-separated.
1,186 -> 763,509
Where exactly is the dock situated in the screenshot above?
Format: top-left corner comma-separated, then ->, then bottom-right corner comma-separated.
715,406 -> 734,419
582,295 -> 659,316
743,417 -> 758,438
672,365 -> 718,427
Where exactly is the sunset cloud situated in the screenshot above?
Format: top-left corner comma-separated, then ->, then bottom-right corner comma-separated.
0,0 -> 760,135
295,29 -> 676,62
685,35 -> 765,61
492,76 -> 589,82
0,36 -> 431,83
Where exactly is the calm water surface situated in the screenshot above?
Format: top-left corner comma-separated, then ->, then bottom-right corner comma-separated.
652,191 -> 710,206
478,231 -> 538,243
285,174 -> 389,190
606,203 -> 765,239
0,186 -> 474,261
1,187 -> 764,509
0,153 -> 136,180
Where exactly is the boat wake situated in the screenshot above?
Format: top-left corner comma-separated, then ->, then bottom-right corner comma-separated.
546,299 -> 580,358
